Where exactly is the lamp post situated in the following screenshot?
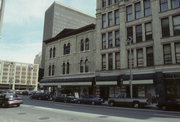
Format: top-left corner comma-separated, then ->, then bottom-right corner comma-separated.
128,36 -> 133,98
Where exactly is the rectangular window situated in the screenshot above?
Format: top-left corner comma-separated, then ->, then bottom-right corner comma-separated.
128,50 -> 134,68
108,53 -> 113,70
135,2 -> 141,19
144,0 -> 151,16
102,33 -> 106,49
136,24 -> 142,43
108,32 -> 113,48
175,42 -> 180,64
145,22 -> 152,40
163,44 -> 172,64
114,0 -> 118,3
108,12 -> 113,26
161,18 -> 170,37
108,0 -> 113,5
172,0 -> 180,8
102,0 -> 106,8
102,54 -> 106,70
126,5 -> 133,22
137,49 -> 144,67
115,9 -> 120,25
115,52 -> 120,69
115,30 -> 120,47
102,14 -> 106,28
173,15 -> 180,36
146,47 -> 154,66
160,0 -> 168,12
127,27 -> 133,44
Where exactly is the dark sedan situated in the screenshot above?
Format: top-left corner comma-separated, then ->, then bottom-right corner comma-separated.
30,93 -> 53,101
53,94 -> 77,103
157,98 -> 180,110
76,96 -> 103,105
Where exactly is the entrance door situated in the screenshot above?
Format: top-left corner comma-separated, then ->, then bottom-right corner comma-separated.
100,87 -> 109,100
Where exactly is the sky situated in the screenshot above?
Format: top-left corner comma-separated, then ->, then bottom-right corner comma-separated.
0,0 -> 96,64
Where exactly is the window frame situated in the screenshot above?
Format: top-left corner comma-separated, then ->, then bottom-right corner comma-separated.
163,44 -> 172,64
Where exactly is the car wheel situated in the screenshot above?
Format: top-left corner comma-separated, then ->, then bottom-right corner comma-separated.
17,104 -> 20,107
1,103 -> 6,108
77,101 -> 81,104
133,102 -> 140,108
91,101 -> 95,105
109,101 -> 115,106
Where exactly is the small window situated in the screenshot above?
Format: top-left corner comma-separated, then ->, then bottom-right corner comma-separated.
102,54 -> 106,70
175,42 -> 180,64
102,33 -> 106,49
108,53 -> 113,70
136,25 -> 142,43
85,59 -> 89,72
115,30 -> 120,47
144,0 -> 151,16
85,38 -> 89,50
127,27 -> 133,44
102,14 -> 106,28
49,65 -> 51,76
145,22 -> 152,40
53,47 -> 56,58
81,39 -> 84,51
108,12 -> 113,27
173,15 -> 180,36
126,5 -> 133,22
137,49 -> 144,67
102,0 -> 106,8
62,63 -> 65,74
163,44 -> 172,64
108,32 -> 113,48
50,48 -> 52,59
115,9 -> 120,25
161,17 -> 170,37
80,60 -> 83,73
172,0 -> 180,8
52,65 -> 55,76
146,47 -> 154,66
135,2 -> 141,19
160,0 -> 168,12
115,52 -> 120,69
67,62 -> 70,74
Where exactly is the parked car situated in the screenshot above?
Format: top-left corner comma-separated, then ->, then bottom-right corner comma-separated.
76,96 -> 103,105
30,93 -> 53,100
0,93 -> 23,107
53,94 -> 77,103
157,98 -> 180,110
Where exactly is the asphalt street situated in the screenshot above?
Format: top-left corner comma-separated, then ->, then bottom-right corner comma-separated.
0,96 -> 180,122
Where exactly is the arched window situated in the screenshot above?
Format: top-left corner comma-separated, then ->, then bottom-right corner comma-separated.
67,62 -> 70,74
52,64 -> 55,76
80,39 -> 84,51
80,60 -> 83,73
85,38 -> 89,50
67,43 -> 70,54
62,63 -> 65,74
63,44 -> 66,55
53,47 -> 56,58
50,48 -> 52,58
85,59 -> 89,72
49,65 -> 51,76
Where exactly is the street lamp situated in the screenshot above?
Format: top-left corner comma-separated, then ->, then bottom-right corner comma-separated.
127,36 -> 133,98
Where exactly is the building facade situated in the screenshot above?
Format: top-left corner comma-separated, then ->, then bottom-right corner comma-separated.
41,0 -> 180,101
0,60 -> 39,91
41,1 -> 96,69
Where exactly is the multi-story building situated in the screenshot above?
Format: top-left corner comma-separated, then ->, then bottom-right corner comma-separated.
41,0 -> 180,101
41,1 -> 96,69
0,0 -> 5,37
0,60 -> 39,91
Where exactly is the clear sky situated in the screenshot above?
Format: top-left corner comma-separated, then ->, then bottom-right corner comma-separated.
0,0 -> 96,64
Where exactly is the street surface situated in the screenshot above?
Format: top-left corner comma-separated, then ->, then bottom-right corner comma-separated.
0,96 -> 179,122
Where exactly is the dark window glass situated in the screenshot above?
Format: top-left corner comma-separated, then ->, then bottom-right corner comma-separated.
108,0 -> 113,5
67,43 -> 70,54
81,39 -> 84,51
102,33 -> 106,49
137,49 -> 144,67
161,18 -> 170,37
145,22 -> 153,40
63,44 -> 66,55
102,14 -> 106,28
163,44 -> 172,64
80,60 -> 83,73
50,48 -> 52,59
126,5 -> 133,22
160,0 -> 168,12
66,62 -> 70,74
128,50 -> 134,68
85,38 -> 89,50
108,32 -> 113,48
173,15 -> 180,36
102,0 -> 106,8
135,2 -> 141,19
144,0 -> 151,16
175,42 -> 180,63
63,63 -> 65,74
127,27 -> 133,44
108,53 -> 113,70
114,0 -> 119,3
49,65 -> 51,76
52,65 -> 55,76
53,47 -> 56,58
115,52 -> 120,69
115,30 -> 120,47
85,59 -> 89,72
136,25 -> 142,43
108,12 -> 113,26
115,9 -> 120,25
172,0 -> 180,8
146,47 -> 154,66
102,54 -> 106,70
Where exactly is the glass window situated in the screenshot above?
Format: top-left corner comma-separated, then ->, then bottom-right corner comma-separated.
67,62 -> 69,74
135,2 -> 141,19
126,5 -> 133,22
114,0 -> 119,3
108,0 -> 113,5
128,50 -> 134,68
108,53 -> 113,70
102,0 -> 106,8
136,25 -> 142,43
145,22 -> 153,40
115,9 -> 120,25
80,39 -> 84,51
52,65 -> 55,76
175,42 -> 180,63
108,12 -> 113,26
137,49 -> 144,67
63,63 -> 65,74
127,27 -> 133,44
85,38 -> 89,50
102,54 -> 106,70
163,44 -> 172,64
115,52 -> 120,69
50,48 -> 52,59
53,47 -> 56,58
115,30 -> 120,47
146,47 -> 154,66
108,32 -> 113,48
85,59 -> 89,72
172,0 -> 180,8
173,15 -> 180,36
161,17 -> 170,37
63,44 -> 66,55
102,33 -> 106,49
49,65 -> 51,76
144,0 -> 151,16
80,60 -> 83,73
102,14 -> 106,28
160,0 -> 168,12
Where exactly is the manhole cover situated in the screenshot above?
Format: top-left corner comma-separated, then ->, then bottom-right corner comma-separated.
18,113 -> 26,115
39,117 -> 50,120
